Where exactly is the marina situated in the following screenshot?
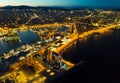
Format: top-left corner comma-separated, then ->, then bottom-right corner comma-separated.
0,29 -> 40,56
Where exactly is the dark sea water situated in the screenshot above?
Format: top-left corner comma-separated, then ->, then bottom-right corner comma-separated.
49,29 -> 120,83
0,30 -> 40,56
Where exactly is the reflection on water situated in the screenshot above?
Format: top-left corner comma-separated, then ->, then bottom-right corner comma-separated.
0,30 -> 40,56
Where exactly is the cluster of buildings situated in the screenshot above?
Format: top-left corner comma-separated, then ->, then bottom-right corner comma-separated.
0,25 -> 75,83
0,7 -> 119,28
0,6 -> 120,83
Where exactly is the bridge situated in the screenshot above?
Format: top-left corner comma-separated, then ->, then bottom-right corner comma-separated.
28,23 -> 72,29
14,22 -> 72,32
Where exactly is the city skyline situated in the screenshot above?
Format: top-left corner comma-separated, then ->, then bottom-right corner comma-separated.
0,0 -> 120,8
0,0 -> 120,82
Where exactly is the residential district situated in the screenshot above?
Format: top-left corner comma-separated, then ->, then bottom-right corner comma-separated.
0,6 -> 120,83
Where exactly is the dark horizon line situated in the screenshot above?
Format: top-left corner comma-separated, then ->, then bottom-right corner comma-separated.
0,5 -> 120,9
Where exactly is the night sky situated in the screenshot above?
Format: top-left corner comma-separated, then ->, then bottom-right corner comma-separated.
0,0 -> 120,8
